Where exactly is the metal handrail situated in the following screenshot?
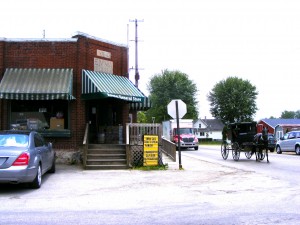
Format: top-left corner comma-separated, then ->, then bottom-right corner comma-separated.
161,138 -> 176,162
82,123 -> 89,168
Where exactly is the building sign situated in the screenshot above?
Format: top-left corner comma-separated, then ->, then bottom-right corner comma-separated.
143,135 -> 159,166
94,58 -> 113,74
97,49 -> 111,59
106,93 -> 142,102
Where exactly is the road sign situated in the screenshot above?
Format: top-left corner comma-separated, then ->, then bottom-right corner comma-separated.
167,99 -> 187,119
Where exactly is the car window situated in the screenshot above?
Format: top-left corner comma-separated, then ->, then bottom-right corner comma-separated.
0,134 -> 29,147
34,134 -> 45,147
296,132 -> 300,138
288,132 -> 296,139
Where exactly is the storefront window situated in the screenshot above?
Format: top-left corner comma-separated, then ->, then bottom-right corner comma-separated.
10,100 -> 69,132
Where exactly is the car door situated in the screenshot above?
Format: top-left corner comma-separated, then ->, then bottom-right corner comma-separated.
38,134 -> 53,171
34,134 -> 50,173
286,132 -> 296,151
279,133 -> 290,152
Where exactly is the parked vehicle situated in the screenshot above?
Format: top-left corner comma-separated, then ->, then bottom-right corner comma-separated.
0,130 -> 55,188
275,131 -> 300,155
162,119 -> 198,150
253,133 -> 276,152
221,122 -> 270,162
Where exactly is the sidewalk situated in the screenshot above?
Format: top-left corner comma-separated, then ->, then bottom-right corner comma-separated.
162,151 -> 219,171
162,152 -> 236,176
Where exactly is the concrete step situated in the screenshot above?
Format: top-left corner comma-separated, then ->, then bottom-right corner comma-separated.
87,153 -> 126,160
85,164 -> 128,170
88,144 -> 126,150
86,158 -> 127,165
84,144 -> 128,169
87,149 -> 126,154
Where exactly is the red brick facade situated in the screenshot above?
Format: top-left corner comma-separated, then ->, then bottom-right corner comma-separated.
0,33 -> 131,150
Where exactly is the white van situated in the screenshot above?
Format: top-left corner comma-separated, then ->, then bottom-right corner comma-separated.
276,131 -> 300,155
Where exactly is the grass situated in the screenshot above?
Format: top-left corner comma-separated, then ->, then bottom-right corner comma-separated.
132,163 -> 169,171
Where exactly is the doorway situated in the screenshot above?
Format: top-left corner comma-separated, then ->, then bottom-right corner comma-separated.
87,99 -> 123,143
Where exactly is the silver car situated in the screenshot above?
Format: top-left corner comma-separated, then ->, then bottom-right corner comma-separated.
0,130 -> 55,188
276,131 -> 300,155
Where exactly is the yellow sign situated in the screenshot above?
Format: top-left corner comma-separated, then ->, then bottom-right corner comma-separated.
143,135 -> 159,166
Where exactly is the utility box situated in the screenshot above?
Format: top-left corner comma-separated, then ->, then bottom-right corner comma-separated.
50,117 -> 64,129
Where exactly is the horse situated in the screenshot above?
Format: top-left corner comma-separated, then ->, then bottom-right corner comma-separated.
253,127 -> 269,163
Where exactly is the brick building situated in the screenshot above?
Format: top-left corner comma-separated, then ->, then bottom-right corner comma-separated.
0,32 -> 149,151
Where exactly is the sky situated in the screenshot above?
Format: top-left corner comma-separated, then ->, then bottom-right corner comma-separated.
2,0 -> 300,121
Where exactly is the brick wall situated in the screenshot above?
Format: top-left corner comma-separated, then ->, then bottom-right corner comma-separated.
74,35 -> 129,144
0,34 -> 129,150
4,41 -> 77,68
74,35 -> 128,75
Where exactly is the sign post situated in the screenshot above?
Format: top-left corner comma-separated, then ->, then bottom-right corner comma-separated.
167,99 -> 187,169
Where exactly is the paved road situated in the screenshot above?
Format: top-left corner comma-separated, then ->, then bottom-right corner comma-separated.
0,146 -> 299,225
183,144 -> 300,186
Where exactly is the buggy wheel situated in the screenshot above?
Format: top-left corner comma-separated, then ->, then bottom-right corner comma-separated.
221,142 -> 229,160
232,149 -> 240,161
245,151 -> 253,159
232,142 -> 239,150
231,142 -> 240,161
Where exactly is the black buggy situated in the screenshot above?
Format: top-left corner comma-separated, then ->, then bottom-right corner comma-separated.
221,122 -> 270,162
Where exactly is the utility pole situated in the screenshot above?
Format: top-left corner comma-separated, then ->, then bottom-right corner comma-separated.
129,19 -> 143,87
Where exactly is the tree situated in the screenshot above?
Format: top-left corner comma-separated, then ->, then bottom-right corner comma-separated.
280,110 -> 300,119
146,69 -> 198,123
207,76 -> 258,123
295,110 -> 300,118
137,111 -> 147,123
280,110 -> 296,119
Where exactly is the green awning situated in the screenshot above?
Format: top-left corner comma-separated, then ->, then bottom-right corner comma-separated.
0,68 -> 75,100
130,96 -> 152,111
81,70 -> 145,102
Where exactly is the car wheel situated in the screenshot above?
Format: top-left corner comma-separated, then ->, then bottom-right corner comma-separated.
276,146 -> 282,154
194,146 -> 198,150
269,148 -> 275,153
48,158 -> 56,173
295,146 -> 300,155
31,164 -> 42,189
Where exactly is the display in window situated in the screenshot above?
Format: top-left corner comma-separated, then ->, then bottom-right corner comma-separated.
10,101 -> 68,131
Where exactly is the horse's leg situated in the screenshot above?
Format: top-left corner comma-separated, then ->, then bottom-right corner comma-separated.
264,141 -> 269,163
255,149 -> 259,161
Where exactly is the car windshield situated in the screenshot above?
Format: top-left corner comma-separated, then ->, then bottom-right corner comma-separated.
0,134 -> 29,147
174,128 -> 193,134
